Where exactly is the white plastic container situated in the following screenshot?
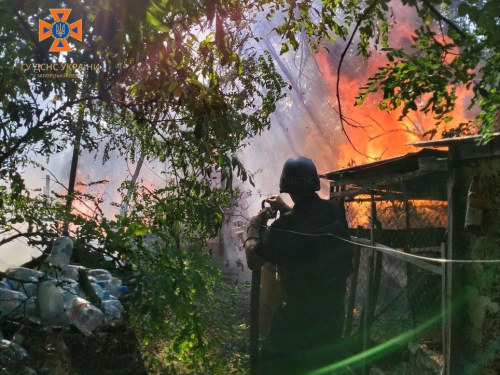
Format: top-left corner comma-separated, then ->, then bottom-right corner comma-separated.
0,289 -> 27,318
101,299 -> 124,323
88,269 -> 112,281
63,265 -> 87,281
5,267 -> 44,289
110,277 -> 122,286
37,281 -> 67,329
49,233 -> 73,271
67,297 -> 103,336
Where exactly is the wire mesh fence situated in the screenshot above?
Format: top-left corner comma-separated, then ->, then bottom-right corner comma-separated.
343,198 -> 448,364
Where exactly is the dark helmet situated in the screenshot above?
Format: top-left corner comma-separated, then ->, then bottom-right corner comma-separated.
279,156 -> 320,194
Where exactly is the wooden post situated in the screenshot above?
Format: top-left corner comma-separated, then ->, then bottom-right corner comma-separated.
369,211 -> 383,322
63,95 -> 86,234
345,226 -> 362,337
444,147 -> 464,375
405,200 -> 417,326
250,268 -> 261,375
441,242 -> 447,374
362,192 -> 376,375
64,125 -> 82,233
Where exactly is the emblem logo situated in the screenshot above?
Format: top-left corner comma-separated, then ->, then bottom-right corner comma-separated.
39,9 -> 82,52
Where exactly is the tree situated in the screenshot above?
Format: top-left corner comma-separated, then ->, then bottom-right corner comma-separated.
0,0 -> 286,372
2,0 -> 498,372
263,0 -> 499,143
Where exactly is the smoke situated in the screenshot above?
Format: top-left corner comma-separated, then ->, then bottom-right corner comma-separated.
0,143 -> 164,270
2,3 -> 476,274
238,0 -> 476,209
219,1 -> 476,275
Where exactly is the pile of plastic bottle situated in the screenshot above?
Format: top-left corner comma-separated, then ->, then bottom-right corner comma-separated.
0,232 -> 129,337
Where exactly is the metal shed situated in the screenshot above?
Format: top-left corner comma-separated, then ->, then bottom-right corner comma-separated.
320,134 -> 500,375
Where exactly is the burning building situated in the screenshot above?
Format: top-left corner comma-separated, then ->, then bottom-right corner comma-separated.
317,133 -> 500,375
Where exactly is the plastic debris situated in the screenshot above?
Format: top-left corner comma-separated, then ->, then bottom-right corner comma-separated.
0,289 -> 27,318
97,280 -> 128,298
49,233 -> 73,271
63,265 -> 86,281
0,338 -> 28,366
2,260 -> 128,336
37,281 -> 67,330
5,267 -> 44,290
87,269 -> 112,281
66,297 -> 103,336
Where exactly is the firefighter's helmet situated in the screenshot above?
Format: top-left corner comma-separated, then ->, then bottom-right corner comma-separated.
279,156 -> 320,194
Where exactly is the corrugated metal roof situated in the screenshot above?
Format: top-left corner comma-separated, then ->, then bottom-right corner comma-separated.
408,133 -> 500,148
320,148 -> 447,182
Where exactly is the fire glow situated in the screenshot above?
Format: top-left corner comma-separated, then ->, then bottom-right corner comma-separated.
313,2 -> 476,170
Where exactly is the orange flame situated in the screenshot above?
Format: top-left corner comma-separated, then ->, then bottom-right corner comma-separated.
311,3 -> 476,170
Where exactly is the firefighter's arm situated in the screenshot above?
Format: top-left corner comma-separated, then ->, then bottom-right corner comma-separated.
244,210 -> 271,270
265,195 -> 292,213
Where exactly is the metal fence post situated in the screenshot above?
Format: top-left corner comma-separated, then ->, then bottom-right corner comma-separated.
345,226 -> 362,337
250,268 -> 261,375
362,191 -> 376,375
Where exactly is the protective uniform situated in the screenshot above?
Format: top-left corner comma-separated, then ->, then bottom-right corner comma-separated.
253,157 -> 353,375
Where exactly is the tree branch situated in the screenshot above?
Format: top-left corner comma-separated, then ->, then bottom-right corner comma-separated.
0,96 -> 100,165
368,128 -> 421,142
336,0 -> 380,157
420,0 -> 467,39
0,232 -> 51,247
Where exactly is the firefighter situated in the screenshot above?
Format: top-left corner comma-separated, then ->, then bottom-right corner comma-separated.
245,156 -> 353,375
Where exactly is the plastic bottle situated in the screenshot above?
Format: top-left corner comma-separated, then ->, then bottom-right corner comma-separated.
58,287 -> 80,324
91,282 -> 105,296
110,277 -> 122,286
5,267 -> 44,290
0,280 -> 12,290
91,283 -> 115,301
0,289 -> 27,318
37,281 -> 67,330
49,231 -> 73,271
18,283 -> 37,297
58,281 -> 89,309
101,299 -> 123,322
97,280 -> 129,298
88,269 -> 112,281
0,338 -> 29,364
23,297 -> 40,324
67,297 -> 103,336
64,265 -> 87,281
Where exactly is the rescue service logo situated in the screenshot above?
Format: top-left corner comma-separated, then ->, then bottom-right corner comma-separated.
39,9 -> 82,52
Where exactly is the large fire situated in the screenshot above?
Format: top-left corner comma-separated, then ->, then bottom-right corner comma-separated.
312,2 -> 476,170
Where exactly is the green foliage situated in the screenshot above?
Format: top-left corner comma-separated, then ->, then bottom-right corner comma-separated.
260,0 -> 499,137
0,0 -> 285,372
2,0 -> 499,372
353,0 -> 499,136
